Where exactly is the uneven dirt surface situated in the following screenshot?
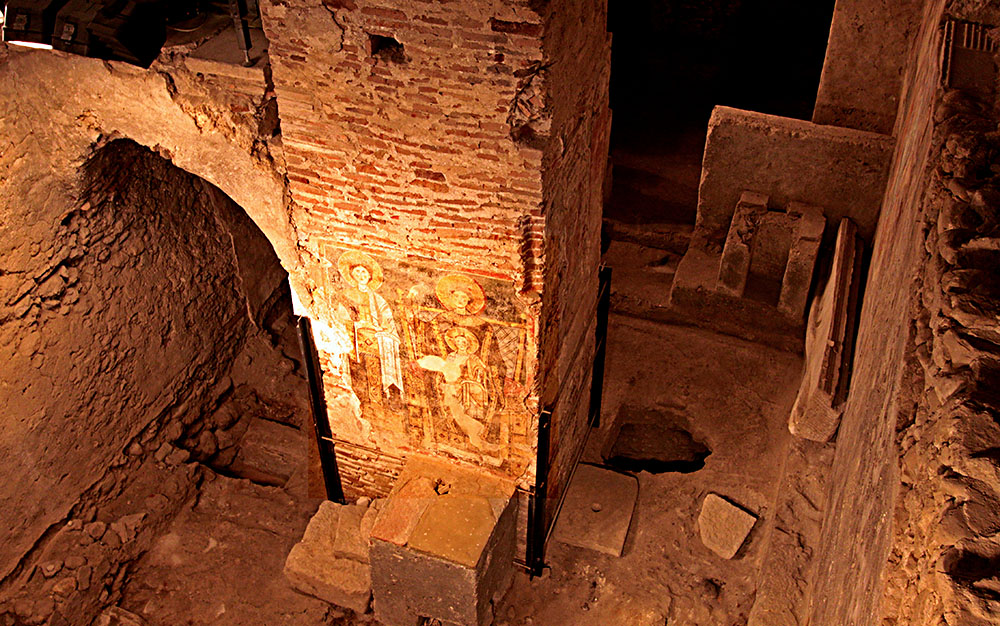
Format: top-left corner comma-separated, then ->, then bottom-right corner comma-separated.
96,309 -> 809,626
497,316 -> 804,626
117,474 -> 340,626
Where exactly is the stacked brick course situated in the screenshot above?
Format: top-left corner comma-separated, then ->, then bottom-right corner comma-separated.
261,0 -> 547,279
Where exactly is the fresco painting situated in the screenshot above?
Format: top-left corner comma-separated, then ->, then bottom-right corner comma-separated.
320,246 -> 537,474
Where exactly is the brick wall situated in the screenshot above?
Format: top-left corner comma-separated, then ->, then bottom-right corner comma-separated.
261,0 -> 609,498
260,0 -> 546,278
534,0 -> 611,530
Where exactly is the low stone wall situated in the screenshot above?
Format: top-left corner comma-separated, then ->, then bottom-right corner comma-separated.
696,106 -> 894,247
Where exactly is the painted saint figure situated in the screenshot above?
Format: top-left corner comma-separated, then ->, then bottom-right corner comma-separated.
435,274 -> 488,327
433,274 -> 524,401
418,326 -> 497,449
336,251 -> 404,403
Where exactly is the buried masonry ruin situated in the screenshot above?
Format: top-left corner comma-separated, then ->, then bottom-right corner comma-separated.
3,0 -> 1000,624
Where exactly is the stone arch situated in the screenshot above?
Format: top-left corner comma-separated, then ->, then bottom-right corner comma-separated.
0,45 -> 313,584
0,46 -> 301,285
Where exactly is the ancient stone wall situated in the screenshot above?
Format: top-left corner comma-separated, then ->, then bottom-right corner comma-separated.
0,139 -> 265,624
805,0 -> 948,623
880,10 -> 1000,620
813,0 -> 925,135
883,89 -> 1000,626
0,45 -> 296,284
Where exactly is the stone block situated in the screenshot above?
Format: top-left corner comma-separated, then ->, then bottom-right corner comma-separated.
698,493 -> 757,560
696,106 -> 893,246
284,544 -> 371,614
331,504 -> 369,562
284,501 -> 373,613
939,329 -> 979,370
369,476 -> 436,547
229,417 -> 304,487
674,190 -> 826,349
551,464 -> 638,557
370,455 -> 517,626
778,203 -> 825,319
716,192 -> 768,297
789,218 -> 863,442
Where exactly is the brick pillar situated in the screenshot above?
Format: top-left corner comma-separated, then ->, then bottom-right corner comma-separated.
259,0 -> 610,515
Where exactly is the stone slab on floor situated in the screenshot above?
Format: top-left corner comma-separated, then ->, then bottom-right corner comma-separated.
95,607 -> 146,626
551,464 -> 638,557
370,455 -> 517,626
698,493 -> 758,560
284,500 -> 373,614
229,417 -> 304,487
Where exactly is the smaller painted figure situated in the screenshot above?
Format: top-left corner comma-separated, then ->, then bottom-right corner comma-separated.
418,326 -> 498,450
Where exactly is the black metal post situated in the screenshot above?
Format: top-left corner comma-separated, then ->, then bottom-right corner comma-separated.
296,316 -> 346,504
227,0 -> 252,65
589,266 -> 612,428
525,406 -> 552,578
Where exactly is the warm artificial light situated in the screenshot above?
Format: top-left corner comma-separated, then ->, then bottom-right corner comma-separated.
6,40 -> 53,49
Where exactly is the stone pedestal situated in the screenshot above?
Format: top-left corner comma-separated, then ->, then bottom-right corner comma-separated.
369,456 -> 517,626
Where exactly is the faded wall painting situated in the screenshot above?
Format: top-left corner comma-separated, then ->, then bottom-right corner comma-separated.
317,246 -> 538,476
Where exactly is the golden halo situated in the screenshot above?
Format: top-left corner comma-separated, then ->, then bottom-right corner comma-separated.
337,250 -> 384,290
435,274 -> 486,314
444,326 -> 481,354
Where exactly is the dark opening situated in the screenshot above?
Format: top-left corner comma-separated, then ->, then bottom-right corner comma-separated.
604,406 -> 712,473
369,33 -> 405,63
605,0 -> 837,226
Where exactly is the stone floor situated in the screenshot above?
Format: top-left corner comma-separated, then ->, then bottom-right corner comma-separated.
498,316 -> 803,626
117,475 -> 339,626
